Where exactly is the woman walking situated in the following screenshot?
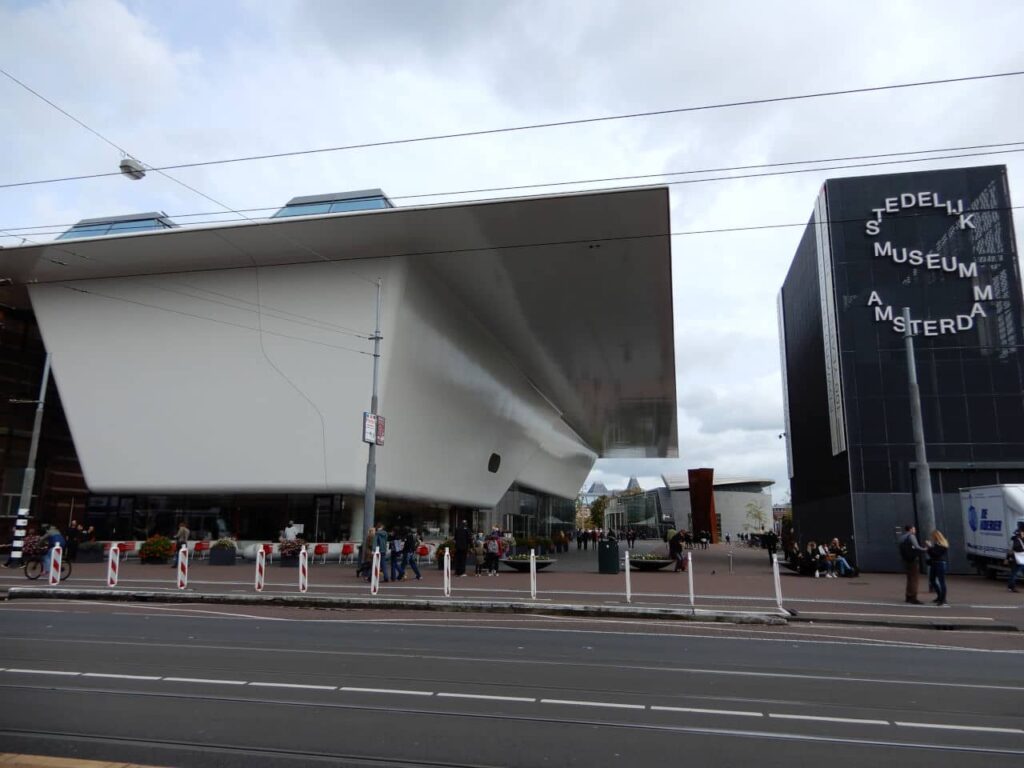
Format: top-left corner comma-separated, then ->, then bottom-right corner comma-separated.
927,531 -> 950,606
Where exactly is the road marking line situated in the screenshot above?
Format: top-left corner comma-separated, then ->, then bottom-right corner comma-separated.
341,686 -> 433,696
436,693 -> 535,703
895,721 -> 1024,734
651,706 -> 762,717
163,676 -> 247,685
5,669 -> 80,676
82,673 -> 162,681
541,698 -> 645,710
248,682 -> 336,691
769,713 -> 889,726
797,611 -> 993,621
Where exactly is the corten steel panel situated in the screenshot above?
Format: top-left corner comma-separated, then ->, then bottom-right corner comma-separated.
687,468 -> 718,543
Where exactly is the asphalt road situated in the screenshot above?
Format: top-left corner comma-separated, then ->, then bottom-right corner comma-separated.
0,602 -> 1021,767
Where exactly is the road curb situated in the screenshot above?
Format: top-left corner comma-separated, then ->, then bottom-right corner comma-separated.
5,587 -> 789,625
787,612 -> 1020,632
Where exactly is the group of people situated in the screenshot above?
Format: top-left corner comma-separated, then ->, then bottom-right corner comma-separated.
897,525 -> 953,605
785,538 -> 857,578
357,523 -> 424,583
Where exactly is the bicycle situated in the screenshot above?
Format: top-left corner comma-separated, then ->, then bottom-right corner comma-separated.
23,554 -> 71,582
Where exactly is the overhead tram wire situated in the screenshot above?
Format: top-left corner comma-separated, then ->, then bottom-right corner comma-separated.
4,138 -> 1023,234
2,69 -> 1023,191
5,203 -> 1022,281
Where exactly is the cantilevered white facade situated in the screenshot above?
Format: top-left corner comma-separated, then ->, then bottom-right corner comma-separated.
0,187 -> 677,509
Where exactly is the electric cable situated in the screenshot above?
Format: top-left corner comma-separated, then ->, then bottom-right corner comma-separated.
3,139 -> 1023,234
2,68 -> 1022,190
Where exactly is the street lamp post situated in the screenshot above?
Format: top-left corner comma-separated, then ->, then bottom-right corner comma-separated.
362,279 -> 383,536
6,353 -> 51,566
903,307 -> 936,538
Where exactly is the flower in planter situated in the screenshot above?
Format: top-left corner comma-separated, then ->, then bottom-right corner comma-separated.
631,551 -> 672,561
211,538 -> 237,550
278,538 -> 306,558
139,535 -> 173,561
21,534 -> 50,558
507,553 -> 552,561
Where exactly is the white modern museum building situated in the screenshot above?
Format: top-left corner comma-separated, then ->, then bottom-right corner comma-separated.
0,187 -> 677,543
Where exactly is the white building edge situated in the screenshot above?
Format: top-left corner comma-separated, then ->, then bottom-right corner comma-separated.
0,187 -> 677,536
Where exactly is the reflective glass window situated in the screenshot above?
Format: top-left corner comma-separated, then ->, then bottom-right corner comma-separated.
57,224 -> 110,240
271,202 -> 333,218
329,198 -> 389,212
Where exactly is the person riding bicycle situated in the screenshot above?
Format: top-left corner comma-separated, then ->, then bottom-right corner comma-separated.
41,525 -> 66,578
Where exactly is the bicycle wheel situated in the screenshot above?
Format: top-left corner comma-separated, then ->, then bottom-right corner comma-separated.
24,559 -> 42,580
59,560 -> 71,582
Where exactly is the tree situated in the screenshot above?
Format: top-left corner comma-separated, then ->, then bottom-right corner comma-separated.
590,495 -> 609,529
743,500 -> 768,532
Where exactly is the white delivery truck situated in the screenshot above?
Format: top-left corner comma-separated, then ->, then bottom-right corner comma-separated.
960,485 -> 1024,577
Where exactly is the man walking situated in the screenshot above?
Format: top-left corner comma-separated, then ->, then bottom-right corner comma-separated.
373,523 -> 390,582
898,525 -> 927,604
1008,525 -> 1024,593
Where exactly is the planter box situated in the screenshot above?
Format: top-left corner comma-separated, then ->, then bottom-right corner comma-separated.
279,555 -> 299,568
140,557 -> 169,565
628,559 -> 675,571
501,559 -> 556,572
76,548 -> 105,563
208,548 -> 237,566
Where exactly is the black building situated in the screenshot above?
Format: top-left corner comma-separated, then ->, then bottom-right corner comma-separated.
779,165 -> 1024,572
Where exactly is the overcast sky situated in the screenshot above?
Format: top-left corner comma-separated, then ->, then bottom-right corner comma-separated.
2,0 -> 1023,501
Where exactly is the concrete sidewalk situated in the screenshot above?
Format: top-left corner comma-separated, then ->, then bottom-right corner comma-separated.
3,543 -> 1021,631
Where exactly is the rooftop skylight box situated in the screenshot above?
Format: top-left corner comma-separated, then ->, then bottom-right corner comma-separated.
57,212 -> 177,241
271,189 -> 394,219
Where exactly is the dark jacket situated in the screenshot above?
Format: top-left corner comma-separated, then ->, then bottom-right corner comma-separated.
453,526 -> 471,551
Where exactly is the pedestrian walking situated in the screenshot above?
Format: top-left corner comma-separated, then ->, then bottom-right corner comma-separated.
897,525 -> 927,604
374,523 -> 390,582
66,521 -> 81,562
401,528 -> 422,580
669,529 -> 686,572
357,526 -> 375,580
926,530 -> 950,606
172,520 -> 189,568
1007,525 -> 1024,593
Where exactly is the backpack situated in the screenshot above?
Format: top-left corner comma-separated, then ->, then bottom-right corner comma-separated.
485,538 -> 500,554
899,536 -> 917,563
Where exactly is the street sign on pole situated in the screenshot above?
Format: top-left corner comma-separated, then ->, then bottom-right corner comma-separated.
375,415 -> 385,446
362,412 -> 377,443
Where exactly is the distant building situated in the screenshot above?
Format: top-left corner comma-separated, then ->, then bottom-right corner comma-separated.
661,474 -> 775,539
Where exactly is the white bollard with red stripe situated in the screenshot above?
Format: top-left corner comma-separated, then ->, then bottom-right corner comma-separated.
687,551 -> 695,613
177,546 -> 189,590
370,548 -> 382,593
48,544 -> 62,586
107,544 -> 119,587
529,548 -> 537,600
299,545 -> 308,593
254,548 -> 266,592
443,547 -> 452,597
624,549 -> 632,604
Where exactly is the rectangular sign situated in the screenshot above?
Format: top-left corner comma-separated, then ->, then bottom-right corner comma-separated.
362,412 -> 376,443
375,415 -> 385,446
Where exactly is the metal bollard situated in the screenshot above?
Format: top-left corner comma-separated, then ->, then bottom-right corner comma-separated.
107,544 -> 119,587
48,544 -> 62,586
370,547 -> 381,595
624,550 -> 632,604
443,547 -> 452,597
687,551 -> 695,613
772,553 -> 785,613
177,546 -> 189,590
254,548 -> 266,592
529,548 -> 537,600
728,550 -> 734,574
